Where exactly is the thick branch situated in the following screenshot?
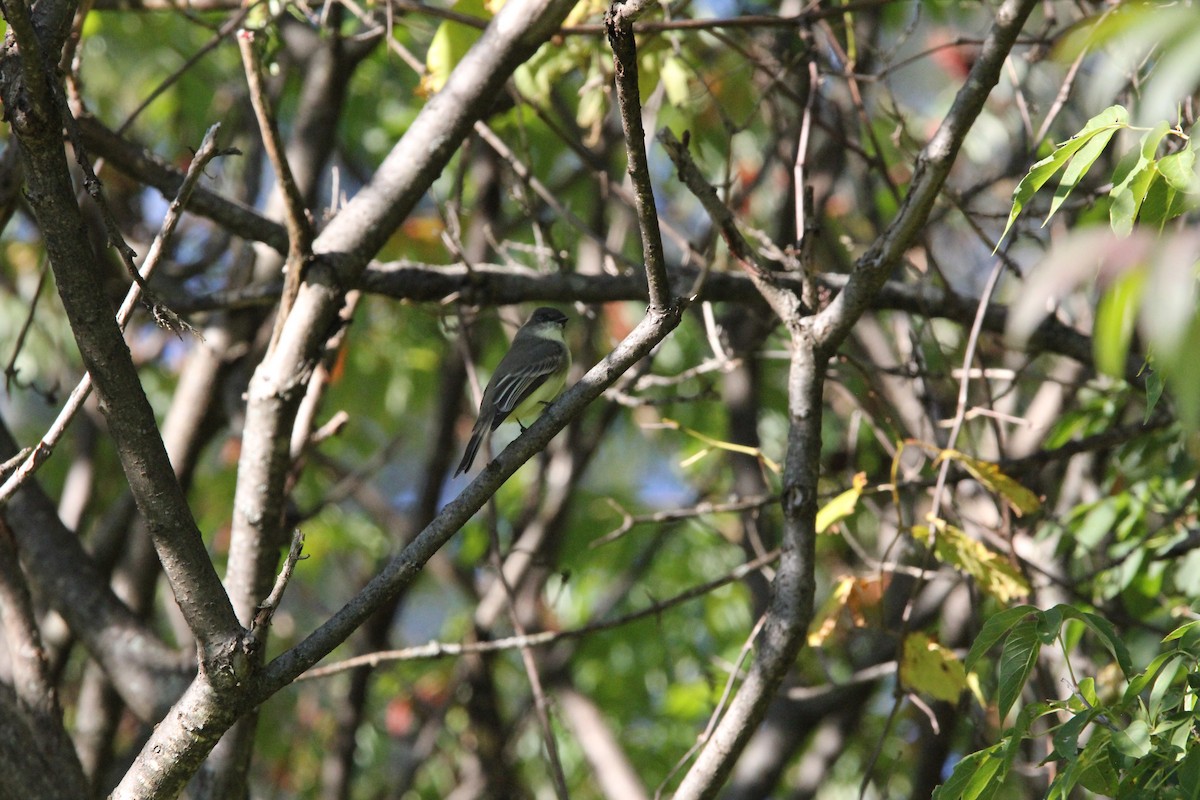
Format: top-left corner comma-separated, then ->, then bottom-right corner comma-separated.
257,306 -> 682,695
812,0 -> 1041,355
0,23 -> 245,673
112,3 -> 581,796
672,328 -> 823,799
75,115 -> 290,253
173,261 -> 1106,375
669,1 -> 1041,796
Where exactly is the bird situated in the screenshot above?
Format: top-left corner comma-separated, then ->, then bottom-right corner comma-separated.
454,307 -> 571,476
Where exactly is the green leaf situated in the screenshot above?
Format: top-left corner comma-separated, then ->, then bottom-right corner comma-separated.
997,105 -> 1128,247
1110,121 -> 1170,236
1053,708 -> 1095,758
420,0 -> 490,96
1111,718 -> 1152,758
1124,649 -> 1186,704
1074,736 -> 1119,797
1074,498 -> 1121,549
1036,604 -> 1065,644
1177,746 -> 1200,800
933,744 -> 1006,800
1158,147 -> 1197,191
998,617 -> 1040,722
1094,266 -> 1146,378
966,605 -> 1038,672
1163,618 -> 1200,644
1147,654 -> 1184,720
1145,366 -> 1165,424
1049,604 -> 1134,677
1048,120 -> 1123,219
1138,173 -> 1177,230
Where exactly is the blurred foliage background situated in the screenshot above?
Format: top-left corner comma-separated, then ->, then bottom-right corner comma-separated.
2,0 -> 1200,798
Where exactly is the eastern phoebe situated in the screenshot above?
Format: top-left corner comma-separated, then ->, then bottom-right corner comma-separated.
454,307 -> 571,476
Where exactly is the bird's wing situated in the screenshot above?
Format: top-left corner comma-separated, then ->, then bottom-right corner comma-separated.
490,340 -> 566,423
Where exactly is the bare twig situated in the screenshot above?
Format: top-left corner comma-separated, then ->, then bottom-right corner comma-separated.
245,531 -> 306,652
668,2 -> 1041,797
656,613 -> 769,799
591,494 -> 776,548
659,130 -> 805,325
237,28 -> 316,353
117,4 -> 257,135
605,0 -> 673,311
3,257 -> 49,393
0,125 -> 232,506
298,547 -> 781,679
486,524 -> 570,800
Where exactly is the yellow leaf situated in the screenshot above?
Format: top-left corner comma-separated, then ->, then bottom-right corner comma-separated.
807,576 -> 855,647
924,518 -> 1031,602
807,573 -> 890,646
936,449 -> 1042,517
816,472 -> 868,534
901,632 -> 967,703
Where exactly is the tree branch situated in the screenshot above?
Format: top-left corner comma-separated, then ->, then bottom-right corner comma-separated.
669,1 -> 1041,796
258,305 -> 682,695
0,519 -> 88,797
75,115 -> 290,253
811,0 -> 1041,356
0,125 -> 231,505
0,24 -> 245,672
237,27 -> 315,352
605,0 -> 671,310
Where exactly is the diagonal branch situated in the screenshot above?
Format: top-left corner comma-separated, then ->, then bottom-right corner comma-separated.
75,115 -> 290,252
811,0 -> 1041,356
669,1 -> 1041,797
257,305 -> 682,695
605,0 -> 671,310
237,28 -> 316,352
0,17 -> 246,672
224,0 -> 580,647
0,125 -> 232,506
658,130 -> 804,324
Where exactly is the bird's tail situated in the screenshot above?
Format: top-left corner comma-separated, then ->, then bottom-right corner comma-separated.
454,429 -> 484,476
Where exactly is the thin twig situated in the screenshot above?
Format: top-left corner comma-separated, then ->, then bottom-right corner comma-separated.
591,494 -> 776,548
486,522 -> 571,800
298,547 -> 781,679
246,531 -> 307,652
655,613 -> 769,800
3,258 -> 49,393
117,4 -> 258,136
659,129 -> 804,324
859,256 -> 1006,799
605,0 -> 673,311
237,28 -> 317,353
0,125 -> 231,507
